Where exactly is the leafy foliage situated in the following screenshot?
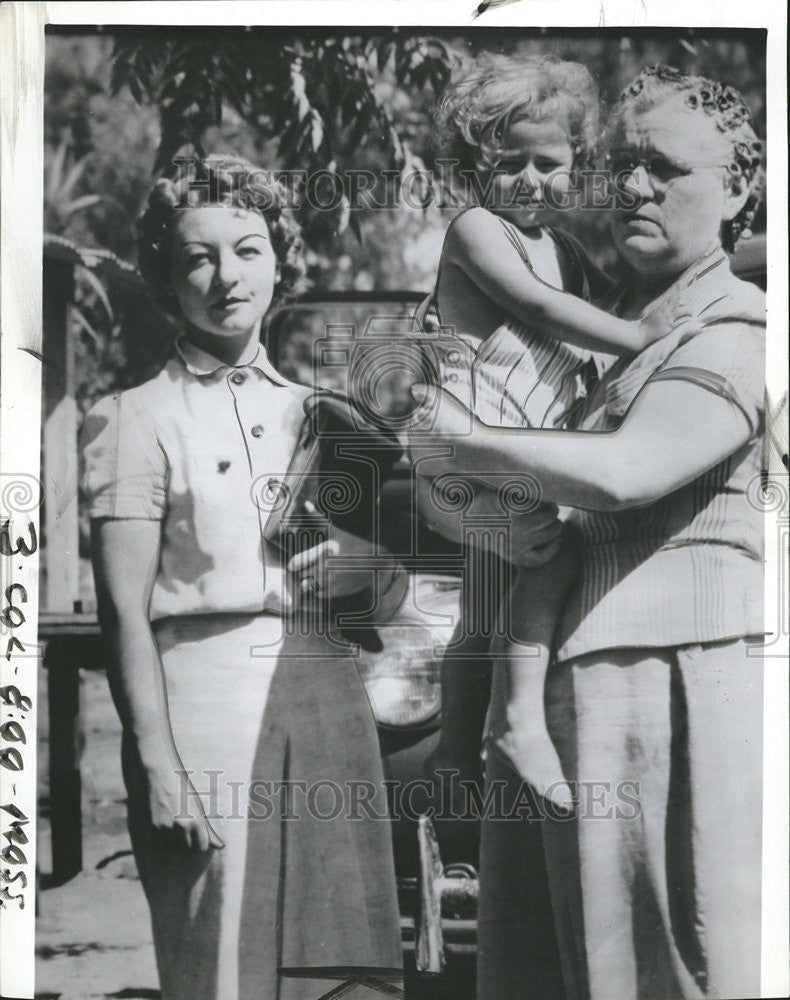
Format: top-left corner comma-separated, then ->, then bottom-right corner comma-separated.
109,30 -> 455,237
45,28 -> 768,395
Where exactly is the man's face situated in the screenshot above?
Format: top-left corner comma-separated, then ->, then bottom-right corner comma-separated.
608,93 -> 735,279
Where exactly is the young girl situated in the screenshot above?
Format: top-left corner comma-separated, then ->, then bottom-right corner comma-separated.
417,54 -> 678,811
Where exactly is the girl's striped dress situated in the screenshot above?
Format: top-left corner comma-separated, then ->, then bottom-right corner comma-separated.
416,219 -> 605,432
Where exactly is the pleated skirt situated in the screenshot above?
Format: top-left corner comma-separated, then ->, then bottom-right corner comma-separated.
122,612 -> 403,1000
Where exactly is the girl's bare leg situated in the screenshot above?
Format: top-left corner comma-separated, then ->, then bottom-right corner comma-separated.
425,548 -> 505,812
490,531 -> 578,812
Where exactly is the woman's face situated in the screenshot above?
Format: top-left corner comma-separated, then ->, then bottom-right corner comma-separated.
485,118 -> 574,229
169,206 -> 277,342
609,93 -> 743,279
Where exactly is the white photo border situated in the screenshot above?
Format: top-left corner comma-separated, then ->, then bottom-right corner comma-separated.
0,2 -> 786,998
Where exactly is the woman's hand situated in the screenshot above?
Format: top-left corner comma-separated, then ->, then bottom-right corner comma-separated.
140,748 -> 225,853
287,524 -> 395,599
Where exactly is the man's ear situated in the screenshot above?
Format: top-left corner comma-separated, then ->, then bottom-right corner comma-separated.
722,170 -> 751,222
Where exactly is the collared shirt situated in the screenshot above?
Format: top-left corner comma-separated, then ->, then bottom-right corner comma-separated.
82,337 -> 314,620
557,244 -> 767,662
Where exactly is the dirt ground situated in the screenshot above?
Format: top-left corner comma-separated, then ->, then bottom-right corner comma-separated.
36,667 -> 160,1000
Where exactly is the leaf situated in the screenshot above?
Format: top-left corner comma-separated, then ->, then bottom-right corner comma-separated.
375,37 -> 395,72
60,156 -> 90,200
336,194 -> 351,234
110,41 -> 141,95
71,307 -> 102,349
126,70 -> 144,105
348,209 -> 362,242
290,58 -> 311,121
310,109 -> 325,154
216,61 -> 247,116
75,266 -> 114,325
346,107 -> 374,153
62,194 -> 103,218
278,121 -> 300,163
45,138 -> 68,202
388,125 -> 405,167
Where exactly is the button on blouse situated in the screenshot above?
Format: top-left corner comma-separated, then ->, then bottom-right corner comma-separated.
81,337 -> 313,620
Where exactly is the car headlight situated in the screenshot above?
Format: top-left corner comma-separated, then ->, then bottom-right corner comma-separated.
356,574 -> 462,728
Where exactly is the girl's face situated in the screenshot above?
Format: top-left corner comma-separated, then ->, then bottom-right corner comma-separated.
170,206 -> 277,345
485,118 -> 574,229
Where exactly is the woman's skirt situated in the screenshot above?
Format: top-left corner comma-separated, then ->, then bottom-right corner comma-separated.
122,612 -> 403,1000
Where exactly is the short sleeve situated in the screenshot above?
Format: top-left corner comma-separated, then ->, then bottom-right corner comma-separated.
647,322 -> 765,440
81,392 -> 168,520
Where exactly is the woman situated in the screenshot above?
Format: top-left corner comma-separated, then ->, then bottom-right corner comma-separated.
418,52 -> 665,815
82,156 -> 402,1000
413,66 -> 766,1000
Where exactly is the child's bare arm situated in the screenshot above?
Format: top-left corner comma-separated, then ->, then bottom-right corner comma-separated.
443,208 -> 670,355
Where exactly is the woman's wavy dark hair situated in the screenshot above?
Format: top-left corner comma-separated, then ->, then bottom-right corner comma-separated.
612,66 -> 765,252
137,154 -> 307,316
434,52 -> 601,177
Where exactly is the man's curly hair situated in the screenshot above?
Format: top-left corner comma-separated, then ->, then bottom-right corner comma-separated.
137,154 -> 307,316
613,65 -> 765,251
434,52 -> 601,179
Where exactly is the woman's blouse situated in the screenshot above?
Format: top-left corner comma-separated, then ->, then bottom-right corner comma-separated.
423,218 -> 609,431
82,337 -> 313,621
557,244 -> 767,662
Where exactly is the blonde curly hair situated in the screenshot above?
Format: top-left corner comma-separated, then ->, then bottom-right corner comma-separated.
434,52 -> 601,176
137,154 -> 307,316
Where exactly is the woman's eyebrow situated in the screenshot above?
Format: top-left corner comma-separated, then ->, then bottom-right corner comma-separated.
234,232 -> 269,247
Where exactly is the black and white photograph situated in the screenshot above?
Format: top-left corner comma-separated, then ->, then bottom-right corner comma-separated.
0,2 -> 787,999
